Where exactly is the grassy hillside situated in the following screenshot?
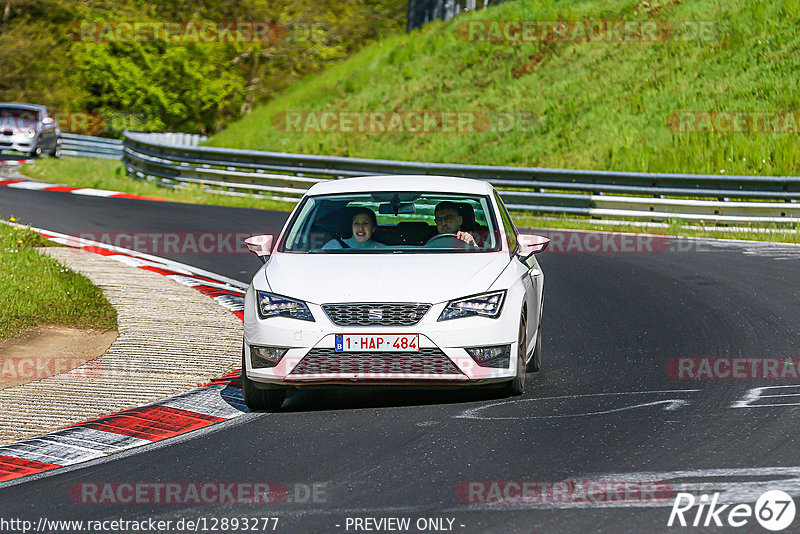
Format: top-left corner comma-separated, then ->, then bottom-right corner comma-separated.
208,0 -> 800,177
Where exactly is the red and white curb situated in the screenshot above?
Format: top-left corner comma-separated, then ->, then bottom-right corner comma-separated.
0,177 -> 165,201
0,159 -> 34,165
0,223 -> 251,484
0,371 -> 245,483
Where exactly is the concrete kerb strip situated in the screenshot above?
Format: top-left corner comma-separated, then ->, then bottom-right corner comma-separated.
0,224 -> 251,483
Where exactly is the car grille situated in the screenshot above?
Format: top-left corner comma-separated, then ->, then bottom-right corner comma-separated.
290,348 -> 461,376
321,303 -> 430,326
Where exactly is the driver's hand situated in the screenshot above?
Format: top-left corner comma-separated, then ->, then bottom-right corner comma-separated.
455,231 -> 476,245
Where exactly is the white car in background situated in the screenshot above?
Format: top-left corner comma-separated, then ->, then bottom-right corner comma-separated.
242,175 -> 549,410
0,103 -> 61,158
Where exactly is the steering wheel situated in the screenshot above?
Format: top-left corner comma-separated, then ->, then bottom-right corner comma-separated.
424,233 -> 470,249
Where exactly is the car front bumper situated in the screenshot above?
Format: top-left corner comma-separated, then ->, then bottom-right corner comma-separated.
0,134 -> 36,153
242,286 -> 524,387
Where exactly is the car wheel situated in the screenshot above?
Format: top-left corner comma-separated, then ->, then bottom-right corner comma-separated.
28,142 -> 42,159
51,138 -> 61,158
504,310 -> 527,396
241,345 -> 286,411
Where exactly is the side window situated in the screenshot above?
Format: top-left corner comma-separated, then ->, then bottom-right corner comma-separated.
494,191 -> 518,252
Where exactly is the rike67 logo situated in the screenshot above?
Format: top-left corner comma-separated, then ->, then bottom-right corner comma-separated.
668,490 -> 796,531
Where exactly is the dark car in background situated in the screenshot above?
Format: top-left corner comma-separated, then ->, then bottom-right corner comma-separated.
0,103 -> 61,158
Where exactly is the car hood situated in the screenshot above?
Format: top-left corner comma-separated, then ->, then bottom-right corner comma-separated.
0,118 -> 36,131
263,252 -> 511,304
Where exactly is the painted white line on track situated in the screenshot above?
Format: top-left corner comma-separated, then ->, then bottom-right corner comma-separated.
455,390 -> 701,420
732,385 -> 800,408
591,466 -> 800,505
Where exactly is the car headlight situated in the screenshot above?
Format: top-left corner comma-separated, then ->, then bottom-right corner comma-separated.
256,291 -> 314,321
23,129 -> 36,138
438,290 -> 506,321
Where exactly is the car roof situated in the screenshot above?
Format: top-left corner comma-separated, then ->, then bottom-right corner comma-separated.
306,175 -> 494,196
0,103 -> 47,111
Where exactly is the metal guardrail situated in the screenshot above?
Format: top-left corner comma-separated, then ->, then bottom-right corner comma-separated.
60,132 -> 206,159
126,132 -> 208,147
122,130 -> 800,224
60,133 -> 123,159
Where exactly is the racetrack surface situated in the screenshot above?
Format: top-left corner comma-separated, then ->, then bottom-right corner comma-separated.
1,187 -> 799,533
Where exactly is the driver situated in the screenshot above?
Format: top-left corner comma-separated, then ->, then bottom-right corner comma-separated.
431,201 -> 477,246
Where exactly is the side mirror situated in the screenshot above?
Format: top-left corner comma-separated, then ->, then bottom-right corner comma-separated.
517,234 -> 549,261
244,235 -> 274,263
42,117 -> 55,125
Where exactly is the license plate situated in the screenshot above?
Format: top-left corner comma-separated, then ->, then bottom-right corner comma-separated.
335,334 -> 419,352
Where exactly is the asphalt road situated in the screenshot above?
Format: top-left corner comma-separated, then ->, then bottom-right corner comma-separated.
1,187 -> 799,533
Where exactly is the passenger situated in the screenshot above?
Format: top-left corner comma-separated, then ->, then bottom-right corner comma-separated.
322,207 -> 387,250
428,201 -> 477,246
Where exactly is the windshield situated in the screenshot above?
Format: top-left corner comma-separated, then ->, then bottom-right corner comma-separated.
0,107 -> 39,126
280,192 -> 500,253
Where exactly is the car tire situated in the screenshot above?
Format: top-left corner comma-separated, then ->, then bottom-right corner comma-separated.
529,320 -> 542,372
51,138 -> 61,158
241,346 -> 286,411
28,141 -> 42,159
504,310 -> 527,396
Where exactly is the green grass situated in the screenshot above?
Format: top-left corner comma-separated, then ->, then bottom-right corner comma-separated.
0,220 -> 117,340
208,0 -> 800,178
19,158 -> 296,211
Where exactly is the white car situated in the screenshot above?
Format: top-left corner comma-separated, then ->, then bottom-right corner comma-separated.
242,175 -> 549,410
0,103 -> 61,158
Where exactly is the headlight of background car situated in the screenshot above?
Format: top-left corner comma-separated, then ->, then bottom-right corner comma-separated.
256,291 -> 314,321
438,290 -> 506,321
